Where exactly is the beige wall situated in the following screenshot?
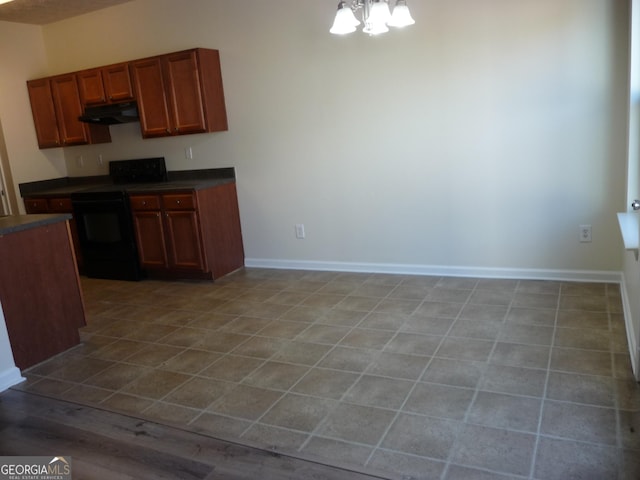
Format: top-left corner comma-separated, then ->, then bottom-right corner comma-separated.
0,20 -> 67,209
0,0 -> 631,277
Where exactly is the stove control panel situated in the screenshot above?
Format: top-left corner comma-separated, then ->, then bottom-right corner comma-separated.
109,157 -> 168,184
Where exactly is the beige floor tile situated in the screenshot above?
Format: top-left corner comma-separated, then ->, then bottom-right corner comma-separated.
317,346 -> 377,372
260,393 -> 336,432
546,371 -> 615,407
199,354 -> 264,382
100,392 -> 154,415
164,376 -> 234,409
541,400 -> 618,445
209,384 -> 282,421
436,337 -> 494,362
295,324 -> 351,344
144,401 -> 201,425
241,361 -> 310,390
534,437 -> 619,480
550,347 -> 612,376
381,412 -> 460,459
302,437 -> 373,469
384,332 -> 442,356
343,375 -> 414,409
124,344 -> 184,367
159,349 -> 221,374
189,411 -> 252,438
339,328 -> 396,350
120,369 -> 191,400
403,382 -> 474,420
479,364 -> 547,397
368,450 -> 444,480
467,391 -> 541,432
505,307 -> 556,326
292,368 -> 359,399
421,358 -> 486,389
242,423 -> 308,451
316,403 -> 396,445
365,352 -> 430,380
452,424 -> 536,476
490,342 -> 550,370
83,363 -> 151,391
270,341 -> 332,365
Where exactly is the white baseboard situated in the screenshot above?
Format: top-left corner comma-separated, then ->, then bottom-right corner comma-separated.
620,276 -> 640,381
244,258 -> 623,283
0,366 -> 24,392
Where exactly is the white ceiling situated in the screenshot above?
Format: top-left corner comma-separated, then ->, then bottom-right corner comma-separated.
0,0 -> 133,25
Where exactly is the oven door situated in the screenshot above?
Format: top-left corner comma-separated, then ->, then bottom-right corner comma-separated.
72,195 -> 143,281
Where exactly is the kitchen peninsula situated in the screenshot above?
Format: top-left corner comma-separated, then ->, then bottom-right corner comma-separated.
0,214 -> 86,369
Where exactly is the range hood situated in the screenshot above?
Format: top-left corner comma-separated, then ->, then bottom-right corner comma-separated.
78,102 -> 139,125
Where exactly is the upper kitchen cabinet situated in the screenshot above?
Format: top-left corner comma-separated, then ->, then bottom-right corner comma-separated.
77,63 -> 135,105
131,48 -> 228,138
27,74 -> 111,149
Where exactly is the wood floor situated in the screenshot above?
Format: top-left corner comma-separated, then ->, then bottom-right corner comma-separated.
0,389 -> 387,480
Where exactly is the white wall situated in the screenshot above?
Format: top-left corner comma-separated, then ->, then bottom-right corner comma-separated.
622,0 -> 640,379
2,0 -> 630,277
0,301 -> 24,391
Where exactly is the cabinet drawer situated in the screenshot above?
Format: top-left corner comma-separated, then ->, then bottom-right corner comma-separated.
25,198 -> 49,213
129,195 -> 161,211
48,197 -> 73,212
162,193 -> 195,210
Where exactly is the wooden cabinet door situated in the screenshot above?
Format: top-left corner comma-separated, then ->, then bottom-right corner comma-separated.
77,69 -> 106,105
130,57 -> 172,138
163,50 -> 207,135
24,197 -> 49,213
164,210 -> 205,271
103,63 -> 134,102
50,74 -> 90,146
26,79 -> 61,148
132,210 -> 169,269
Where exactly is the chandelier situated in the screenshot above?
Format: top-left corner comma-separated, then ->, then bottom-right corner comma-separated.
330,0 -> 415,36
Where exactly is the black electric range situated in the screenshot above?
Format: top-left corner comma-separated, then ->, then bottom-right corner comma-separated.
71,157 -> 168,281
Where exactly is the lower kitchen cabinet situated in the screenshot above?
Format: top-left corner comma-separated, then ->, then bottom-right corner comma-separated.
0,217 -> 86,369
129,183 -> 243,280
24,196 -> 83,269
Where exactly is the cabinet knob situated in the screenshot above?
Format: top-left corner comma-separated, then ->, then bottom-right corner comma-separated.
176,200 -> 181,204
142,201 -> 146,205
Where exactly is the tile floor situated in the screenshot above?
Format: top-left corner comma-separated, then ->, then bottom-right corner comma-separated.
13,268 -> 640,479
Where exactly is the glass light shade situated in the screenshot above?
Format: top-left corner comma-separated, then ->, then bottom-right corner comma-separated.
388,0 -> 415,27
330,2 -> 360,35
368,1 -> 392,25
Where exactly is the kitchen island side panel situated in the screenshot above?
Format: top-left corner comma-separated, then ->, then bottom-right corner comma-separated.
0,219 -> 86,369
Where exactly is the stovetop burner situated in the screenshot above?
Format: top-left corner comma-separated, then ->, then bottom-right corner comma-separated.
109,157 -> 168,184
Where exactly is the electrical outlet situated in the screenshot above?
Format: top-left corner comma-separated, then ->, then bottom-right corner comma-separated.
185,147 -> 193,160
76,155 -> 84,168
295,223 -> 306,239
97,154 -> 103,166
579,224 -> 592,243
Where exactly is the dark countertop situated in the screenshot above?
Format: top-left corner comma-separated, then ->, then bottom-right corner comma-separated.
0,214 -> 71,236
19,167 -> 236,198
